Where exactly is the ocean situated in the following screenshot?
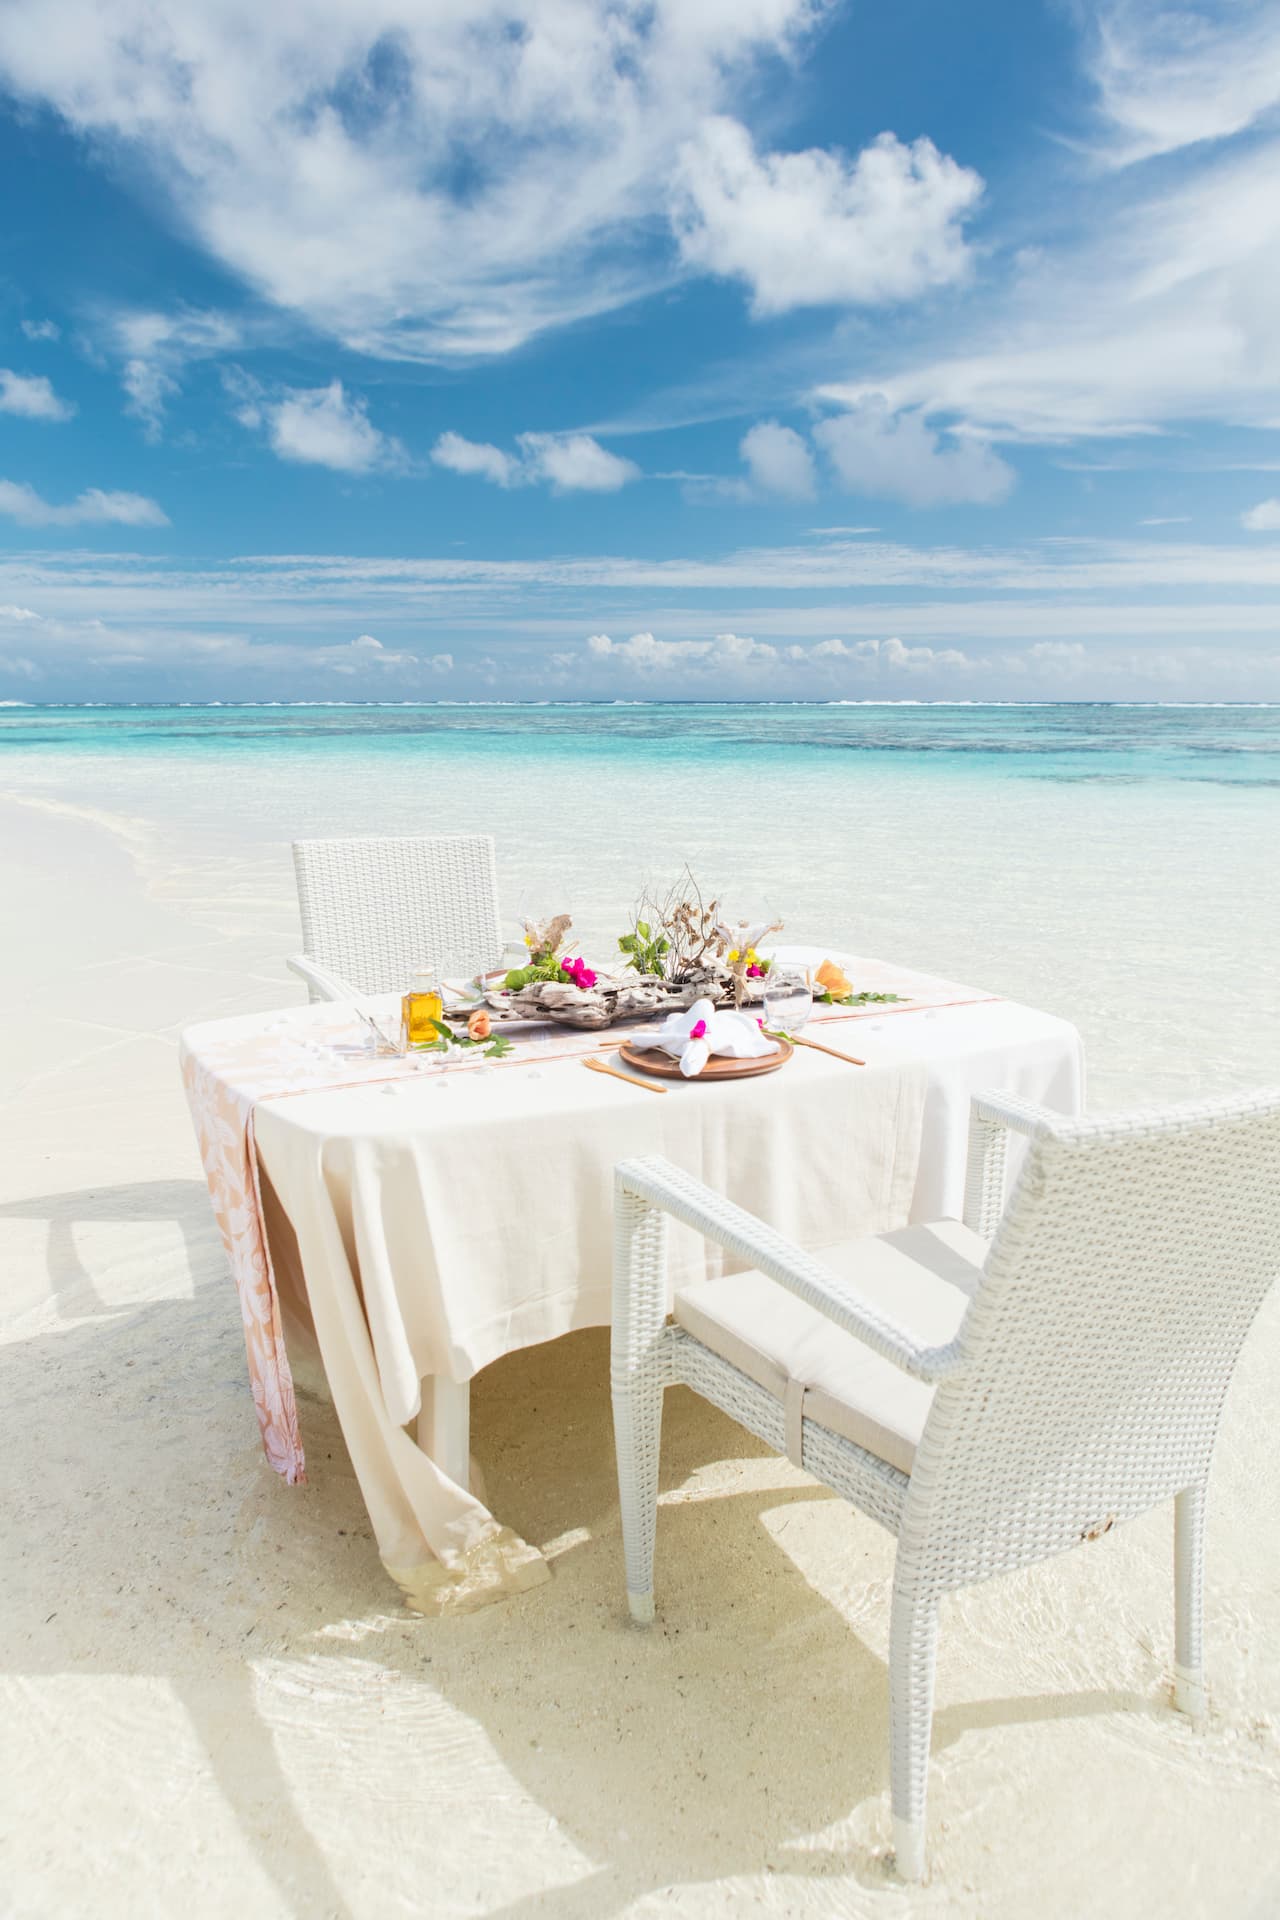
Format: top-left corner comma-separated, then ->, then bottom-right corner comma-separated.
4,700 -> 1278,1107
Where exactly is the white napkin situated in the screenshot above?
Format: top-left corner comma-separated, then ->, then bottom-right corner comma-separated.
627,996 -> 779,1078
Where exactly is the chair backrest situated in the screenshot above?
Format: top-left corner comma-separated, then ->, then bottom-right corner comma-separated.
908,1088 -> 1280,1589
292,833 -> 503,995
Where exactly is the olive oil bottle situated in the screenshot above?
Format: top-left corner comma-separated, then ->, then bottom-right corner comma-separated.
402,962 -> 444,1047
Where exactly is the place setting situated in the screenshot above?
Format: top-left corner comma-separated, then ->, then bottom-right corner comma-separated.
384,875 -> 903,1091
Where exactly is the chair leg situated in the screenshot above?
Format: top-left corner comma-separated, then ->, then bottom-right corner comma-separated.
612,1183 -> 670,1625
1174,1482 -> 1207,1717
612,1377 -> 663,1623
889,1580 -> 939,1882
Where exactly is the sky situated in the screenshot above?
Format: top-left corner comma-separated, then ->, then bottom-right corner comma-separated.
1,0 -> 1279,704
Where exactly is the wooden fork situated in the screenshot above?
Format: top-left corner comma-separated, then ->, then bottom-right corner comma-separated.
583,1056 -> 667,1094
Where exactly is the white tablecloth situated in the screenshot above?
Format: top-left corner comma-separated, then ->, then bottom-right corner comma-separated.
220,956 -> 1083,1612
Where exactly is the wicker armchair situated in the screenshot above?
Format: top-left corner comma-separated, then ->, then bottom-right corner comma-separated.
611,1086 -> 1280,1880
287,833 -> 504,1001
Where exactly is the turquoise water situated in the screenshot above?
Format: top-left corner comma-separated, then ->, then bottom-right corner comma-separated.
2,700 -> 1277,782
3,703 -> 1278,1106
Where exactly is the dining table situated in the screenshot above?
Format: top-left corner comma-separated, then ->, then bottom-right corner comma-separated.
180,947 -> 1084,1614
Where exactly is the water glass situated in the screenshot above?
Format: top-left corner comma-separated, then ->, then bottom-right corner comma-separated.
762,968 -> 813,1038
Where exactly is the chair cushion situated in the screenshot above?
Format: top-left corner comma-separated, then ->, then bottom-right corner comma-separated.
672,1219 -> 984,1475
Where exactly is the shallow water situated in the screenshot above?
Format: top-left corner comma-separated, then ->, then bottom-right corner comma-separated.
4,701 -> 1278,1107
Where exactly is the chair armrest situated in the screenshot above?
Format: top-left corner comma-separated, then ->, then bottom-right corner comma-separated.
287,953 -> 365,1002
615,1156 -> 966,1385
963,1088 -> 1067,1237
970,1090 -> 1063,1137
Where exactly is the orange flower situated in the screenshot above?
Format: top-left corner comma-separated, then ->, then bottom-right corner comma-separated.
467,1009 -> 492,1041
815,959 -> 852,998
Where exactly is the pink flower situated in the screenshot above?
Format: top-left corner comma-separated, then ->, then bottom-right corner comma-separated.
746,963 -> 764,977
756,1017 -> 765,1029
690,1018 -> 706,1039
562,957 -> 597,990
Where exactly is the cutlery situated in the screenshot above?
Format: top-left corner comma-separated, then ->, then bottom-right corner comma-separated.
583,1056 -> 666,1094
782,1032 -> 866,1066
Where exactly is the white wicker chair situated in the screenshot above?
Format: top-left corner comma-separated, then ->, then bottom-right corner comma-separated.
288,833 -> 504,1001
611,1086 -> 1280,1881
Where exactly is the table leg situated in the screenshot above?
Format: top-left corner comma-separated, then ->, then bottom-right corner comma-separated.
416,1374 -> 472,1493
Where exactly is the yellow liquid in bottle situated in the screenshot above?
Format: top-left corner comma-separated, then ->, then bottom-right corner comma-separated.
402,987 -> 444,1045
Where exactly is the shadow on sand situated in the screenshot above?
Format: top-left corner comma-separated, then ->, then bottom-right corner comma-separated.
3,1179 -> 1160,1915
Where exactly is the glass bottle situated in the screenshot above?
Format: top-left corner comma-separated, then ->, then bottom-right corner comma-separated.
402,961 -> 445,1048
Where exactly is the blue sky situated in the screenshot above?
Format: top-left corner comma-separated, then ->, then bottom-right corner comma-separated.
1,0 -> 1279,702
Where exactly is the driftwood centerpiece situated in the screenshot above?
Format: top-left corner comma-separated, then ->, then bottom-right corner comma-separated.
493,977 -> 697,1029
617,874 -> 784,1009
477,883 -> 786,1030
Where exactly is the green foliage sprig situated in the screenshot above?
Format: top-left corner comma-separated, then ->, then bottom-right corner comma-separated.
617,919 -> 671,977
412,1018 -> 516,1059
815,989 -> 905,1007
502,959 -> 569,991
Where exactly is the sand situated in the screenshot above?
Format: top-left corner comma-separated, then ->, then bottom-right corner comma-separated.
2,791 -> 1278,1919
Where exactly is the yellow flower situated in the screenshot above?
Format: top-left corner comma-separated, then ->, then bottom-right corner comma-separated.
746,948 -> 759,963
523,934 -> 533,947
728,948 -> 740,962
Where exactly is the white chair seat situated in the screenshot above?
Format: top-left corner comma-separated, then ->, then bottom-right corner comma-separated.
673,1219 -> 985,1474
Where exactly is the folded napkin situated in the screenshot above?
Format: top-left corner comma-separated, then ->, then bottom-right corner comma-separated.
627,996 -> 779,1078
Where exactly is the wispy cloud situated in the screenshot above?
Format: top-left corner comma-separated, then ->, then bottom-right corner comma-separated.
0,2 -> 827,361
0,369 -> 75,421
20,318 -> 60,343
113,308 -> 241,438
1085,0 -> 1280,166
1242,499 -> 1280,532
0,480 -> 169,527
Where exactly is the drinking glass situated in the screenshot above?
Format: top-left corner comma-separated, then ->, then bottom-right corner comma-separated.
761,968 -> 813,1038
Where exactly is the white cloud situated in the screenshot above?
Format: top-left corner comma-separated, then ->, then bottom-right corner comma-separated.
819,129 -> 1280,444
587,629 -> 776,671
740,420 -> 815,499
251,380 -> 405,473
20,318 -> 59,342
1242,499 -> 1280,532
0,480 -> 169,527
814,397 -> 1015,507
0,369 -> 74,421
796,633 -> 971,670
0,2 -> 820,361
1139,516 -> 1191,526
114,308 -> 241,438
519,432 -> 638,493
5,539 -> 1279,699
672,118 -> 982,315
1087,0 -> 1280,166
432,433 -> 520,488
433,429 -> 639,493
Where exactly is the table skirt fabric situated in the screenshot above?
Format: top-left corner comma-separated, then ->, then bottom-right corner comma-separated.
181,954 -> 1084,1613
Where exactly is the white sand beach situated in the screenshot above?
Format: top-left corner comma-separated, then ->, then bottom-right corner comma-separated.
3,788 -> 1279,1919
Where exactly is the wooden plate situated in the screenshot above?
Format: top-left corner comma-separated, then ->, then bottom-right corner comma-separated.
617,1038 -> 793,1080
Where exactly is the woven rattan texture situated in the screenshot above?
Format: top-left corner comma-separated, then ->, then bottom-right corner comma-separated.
610,1086 -> 1280,1879
292,834 -> 503,997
